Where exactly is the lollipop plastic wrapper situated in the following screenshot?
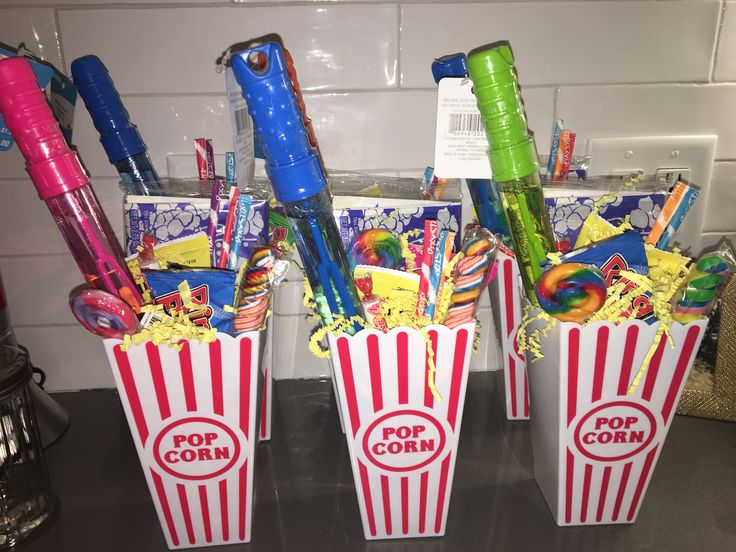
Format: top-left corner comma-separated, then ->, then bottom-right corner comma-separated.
534,262 -> 607,323
444,227 -> 499,329
672,242 -> 736,323
232,245 -> 290,333
354,274 -> 388,332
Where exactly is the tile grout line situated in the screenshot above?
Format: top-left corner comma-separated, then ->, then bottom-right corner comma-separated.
709,1 -> 727,82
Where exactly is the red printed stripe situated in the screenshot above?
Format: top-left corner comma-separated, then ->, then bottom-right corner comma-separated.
358,461 -> 376,537
612,462 -> 632,521
641,335 -> 667,401
177,483 -> 195,545
434,454 -> 452,533
424,330 -> 438,408
419,471 -> 428,533
597,466 -> 612,522
504,259 -> 514,337
210,341 -> 224,416
146,342 -> 171,420
178,341 -> 197,412
113,346 -> 148,445
337,338 -> 361,437
592,327 -> 609,402
565,449 -> 574,524
447,329 -> 468,429
219,479 -> 229,541
580,463 -> 592,523
367,334 -> 383,413
627,445 -> 659,521
508,355 -> 518,418
198,485 -> 212,543
151,470 -> 179,546
523,370 -> 529,418
238,463 -> 248,541
567,329 -> 580,426
260,366 -> 268,439
397,332 -> 409,405
661,326 -> 701,424
401,477 -> 409,534
380,475 -> 392,535
240,338 -> 252,439
617,326 -> 640,396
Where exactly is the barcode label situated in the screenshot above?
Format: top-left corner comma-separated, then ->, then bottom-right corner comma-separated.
234,107 -> 250,134
448,113 -> 483,134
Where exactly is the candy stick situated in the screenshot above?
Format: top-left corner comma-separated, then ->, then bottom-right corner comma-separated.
205,138 -> 216,180
416,219 -> 439,317
559,131 -> 576,179
218,186 -> 240,268
207,177 -> 225,266
227,194 -> 253,270
426,230 -> 454,321
655,182 -> 699,249
195,138 -> 208,180
432,232 -> 457,323
547,119 -> 563,176
647,180 -> 697,246
225,151 -> 236,183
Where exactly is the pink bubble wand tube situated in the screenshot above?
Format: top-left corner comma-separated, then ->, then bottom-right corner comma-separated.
0,57 -> 142,310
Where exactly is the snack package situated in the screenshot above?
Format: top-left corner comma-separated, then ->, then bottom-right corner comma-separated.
143,268 -> 238,332
151,232 -> 211,268
555,231 -> 654,321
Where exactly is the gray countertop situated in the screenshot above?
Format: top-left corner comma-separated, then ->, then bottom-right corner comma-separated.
24,372 -> 736,551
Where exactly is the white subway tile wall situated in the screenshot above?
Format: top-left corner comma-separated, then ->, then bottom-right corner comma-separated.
0,1 -> 733,391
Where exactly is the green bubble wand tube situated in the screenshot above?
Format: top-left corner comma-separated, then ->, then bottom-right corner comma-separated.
467,44 -> 555,305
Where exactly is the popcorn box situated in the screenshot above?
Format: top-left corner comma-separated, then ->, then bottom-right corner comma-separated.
124,195 -> 270,264
526,318 -> 707,526
328,323 -> 475,539
103,332 -> 262,548
491,191 -> 667,420
490,250 -> 529,420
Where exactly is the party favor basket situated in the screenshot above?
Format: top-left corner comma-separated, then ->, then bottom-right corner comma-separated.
328,323 -> 475,540
526,317 -> 707,526
103,330 -> 262,548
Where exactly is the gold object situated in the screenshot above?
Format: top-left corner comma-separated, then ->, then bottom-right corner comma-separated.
677,277 -> 736,421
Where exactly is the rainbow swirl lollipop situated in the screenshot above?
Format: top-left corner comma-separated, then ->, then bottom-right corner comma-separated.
535,262 -> 607,323
348,229 -> 403,271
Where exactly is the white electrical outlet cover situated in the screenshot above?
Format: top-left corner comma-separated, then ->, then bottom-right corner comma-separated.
587,135 -> 717,256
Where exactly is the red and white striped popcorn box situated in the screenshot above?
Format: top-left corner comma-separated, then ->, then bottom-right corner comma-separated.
527,318 -> 707,526
328,323 -> 475,540
103,331 -> 261,549
489,250 -> 530,420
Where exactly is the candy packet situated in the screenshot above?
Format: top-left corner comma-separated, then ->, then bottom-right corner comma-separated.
143,268 -> 238,332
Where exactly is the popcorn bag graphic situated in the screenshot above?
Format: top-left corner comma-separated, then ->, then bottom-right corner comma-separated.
490,250 -> 530,420
328,323 -> 475,540
103,332 -> 261,549
526,318 -> 707,526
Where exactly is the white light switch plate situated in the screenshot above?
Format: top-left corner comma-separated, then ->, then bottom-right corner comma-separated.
587,135 -> 717,256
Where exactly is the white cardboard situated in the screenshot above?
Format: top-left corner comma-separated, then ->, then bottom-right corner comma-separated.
490,251 -> 530,420
329,323 -> 475,539
103,332 -> 261,548
526,318 -> 707,526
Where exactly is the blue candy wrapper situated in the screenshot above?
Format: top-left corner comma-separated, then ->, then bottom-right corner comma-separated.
556,231 -> 654,321
143,268 -> 237,332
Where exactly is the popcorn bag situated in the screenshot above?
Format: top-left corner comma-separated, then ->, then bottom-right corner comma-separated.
328,323 -> 475,540
526,318 -> 707,526
103,331 -> 262,548
490,250 -> 529,420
